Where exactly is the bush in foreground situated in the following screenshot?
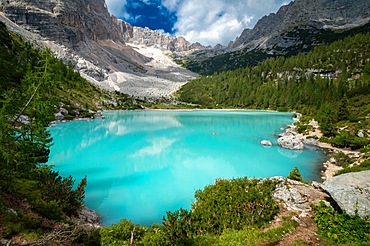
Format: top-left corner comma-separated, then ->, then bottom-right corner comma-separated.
101,177 -> 280,245
314,201 -> 370,244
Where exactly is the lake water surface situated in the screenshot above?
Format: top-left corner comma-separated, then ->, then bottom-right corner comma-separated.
48,110 -> 326,226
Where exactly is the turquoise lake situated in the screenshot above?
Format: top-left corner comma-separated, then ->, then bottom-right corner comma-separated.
48,110 -> 326,226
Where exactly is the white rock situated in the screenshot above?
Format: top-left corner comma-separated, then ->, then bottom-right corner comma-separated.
55,112 -> 64,120
321,171 -> 370,219
278,135 -> 304,150
260,140 -> 273,146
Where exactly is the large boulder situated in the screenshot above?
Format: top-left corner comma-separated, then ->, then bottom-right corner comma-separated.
321,170 -> 370,219
278,135 -> 304,150
73,206 -> 101,229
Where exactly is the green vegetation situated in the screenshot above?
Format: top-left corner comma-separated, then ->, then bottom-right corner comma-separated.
335,159 -> 370,176
329,152 -> 354,167
327,131 -> 370,150
287,166 -> 304,182
0,20 -> 87,227
99,177 -> 292,245
0,21 -> 139,242
314,201 -> 370,245
182,22 -> 370,76
189,178 -> 279,235
179,32 -> 370,149
184,49 -> 272,76
196,220 -> 298,246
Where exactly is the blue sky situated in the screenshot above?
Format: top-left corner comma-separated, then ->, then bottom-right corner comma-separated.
105,0 -> 290,46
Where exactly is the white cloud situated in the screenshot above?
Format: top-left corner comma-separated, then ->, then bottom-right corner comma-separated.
105,0 -> 129,19
162,0 -> 181,12
105,0 -> 290,46
172,0 -> 289,46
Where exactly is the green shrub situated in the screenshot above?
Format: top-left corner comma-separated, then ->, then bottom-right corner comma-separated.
329,152 -> 352,167
190,177 -> 279,235
287,166 -> 304,182
296,122 -> 309,134
74,228 -> 101,246
141,227 -> 171,246
159,177 -> 280,244
34,166 -> 87,216
33,200 -> 63,221
329,132 -> 370,150
314,201 -> 370,244
193,220 -> 298,246
2,211 -> 42,238
100,219 -> 147,246
361,145 -> 370,153
319,136 -> 330,143
161,208 -> 194,245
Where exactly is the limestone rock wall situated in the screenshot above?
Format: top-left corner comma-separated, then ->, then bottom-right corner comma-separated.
0,0 -> 124,48
118,20 -> 206,52
0,0 -> 198,98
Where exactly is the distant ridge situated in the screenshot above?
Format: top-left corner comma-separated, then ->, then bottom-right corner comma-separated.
183,0 -> 370,75
228,0 -> 370,51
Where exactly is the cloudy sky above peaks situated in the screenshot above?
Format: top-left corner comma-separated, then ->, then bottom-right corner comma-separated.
105,0 -> 289,46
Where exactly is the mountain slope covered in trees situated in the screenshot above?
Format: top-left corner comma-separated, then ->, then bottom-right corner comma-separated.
179,33 -> 370,148
0,21 -> 139,243
182,22 -> 370,75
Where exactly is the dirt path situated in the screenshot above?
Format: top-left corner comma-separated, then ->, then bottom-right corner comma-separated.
268,180 -> 329,245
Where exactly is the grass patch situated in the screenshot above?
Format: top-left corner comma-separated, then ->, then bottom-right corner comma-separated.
194,220 -> 299,246
314,201 -> 370,245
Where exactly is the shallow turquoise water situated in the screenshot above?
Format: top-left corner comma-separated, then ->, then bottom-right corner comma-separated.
48,110 -> 326,226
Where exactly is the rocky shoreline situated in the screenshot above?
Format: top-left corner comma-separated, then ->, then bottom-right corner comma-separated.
73,206 -> 102,229
271,114 -> 370,223
274,113 -> 366,180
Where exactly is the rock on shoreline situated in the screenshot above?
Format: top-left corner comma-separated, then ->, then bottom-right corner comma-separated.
73,206 -> 102,229
321,170 -> 370,219
277,134 -> 304,150
277,117 -> 322,151
260,140 -> 273,146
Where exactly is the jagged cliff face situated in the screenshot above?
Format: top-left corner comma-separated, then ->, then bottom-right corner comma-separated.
0,0 -> 198,98
0,0 -> 205,52
229,0 -> 370,51
118,20 -> 206,52
0,0 -> 124,48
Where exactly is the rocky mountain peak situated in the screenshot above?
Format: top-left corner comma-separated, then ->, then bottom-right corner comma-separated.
229,0 -> 370,51
0,0 -> 198,98
117,20 -> 207,53
0,0 -> 124,48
